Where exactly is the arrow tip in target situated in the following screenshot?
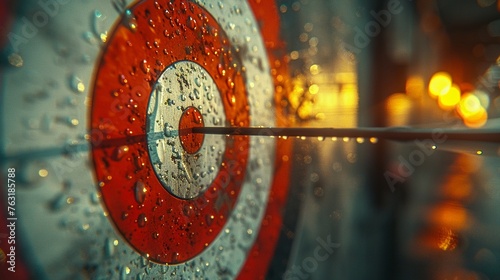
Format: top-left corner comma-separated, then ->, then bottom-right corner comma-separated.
179,106 -> 205,154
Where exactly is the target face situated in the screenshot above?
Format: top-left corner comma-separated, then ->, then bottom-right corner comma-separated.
91,0 -> 253,264
0,0 -> 289,278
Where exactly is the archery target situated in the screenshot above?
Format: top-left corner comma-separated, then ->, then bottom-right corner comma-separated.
1,0 -> 288,278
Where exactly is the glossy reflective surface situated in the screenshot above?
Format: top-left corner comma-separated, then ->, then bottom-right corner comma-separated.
2,0 -> 500,280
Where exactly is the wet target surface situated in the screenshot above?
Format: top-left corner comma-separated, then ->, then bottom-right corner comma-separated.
91,0 -> 252,263
0,0 -> 291,279
5,0 -> 500,280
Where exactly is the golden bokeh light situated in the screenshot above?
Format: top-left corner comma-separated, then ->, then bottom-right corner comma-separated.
297,100 -> 315,119
458,93 -> 482,118
309,64 -> 320,75
428,203 -> 469,230
339,84 -> 358,108
386,93 -> 412,126
428,71 -> 452,98
406,75 -> 425,98
308,84 -> 319,94
440,174 -> 472,201
438,83 -> 461,110
287,75 -> 306,114
457,93 -> 488,127
463,107 -> 488,128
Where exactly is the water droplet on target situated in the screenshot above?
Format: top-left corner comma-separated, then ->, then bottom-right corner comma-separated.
135,181 -> 147,204
124,9 -> 138,31
92,10 -> 108,43
112,145 -> 129,161
194,88 -> 201,99
137,213 -> 147,227
7,53 -> 23,67
140,59 -> 150,74
69,75 -> 85,93
226,77 -> 235,89
50,194 -> 70,211
148,18 -> 156,28
226,92 -> 236,105
206,214 -> 214,226
105,237 -> 115,257
120,266 -> 131,280
217,64 -> 226,76
112,0 -> 126,13
119,74 -> 128,85
187,16 -> 197,30
195,77 -> 202,87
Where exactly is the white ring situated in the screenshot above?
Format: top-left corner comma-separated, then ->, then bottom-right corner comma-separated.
1,0 -> 276,278
146,61 -> 226,199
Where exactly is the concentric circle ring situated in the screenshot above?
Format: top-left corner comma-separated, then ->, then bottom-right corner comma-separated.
146,61 -> 226,200
91,0 -> 250,264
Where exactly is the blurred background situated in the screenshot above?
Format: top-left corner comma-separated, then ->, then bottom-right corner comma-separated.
272,0 -> 500,279
2,0 -> 500,279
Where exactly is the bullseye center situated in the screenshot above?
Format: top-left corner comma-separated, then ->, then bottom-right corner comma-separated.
145,61 -> 226,199
179,106 -> 205,154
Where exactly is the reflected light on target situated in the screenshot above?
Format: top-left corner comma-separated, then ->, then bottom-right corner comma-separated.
429,71 -> 452,98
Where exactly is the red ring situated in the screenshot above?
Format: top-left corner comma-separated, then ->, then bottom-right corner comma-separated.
91,0 -> 249,264
237,0 -> 292,278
